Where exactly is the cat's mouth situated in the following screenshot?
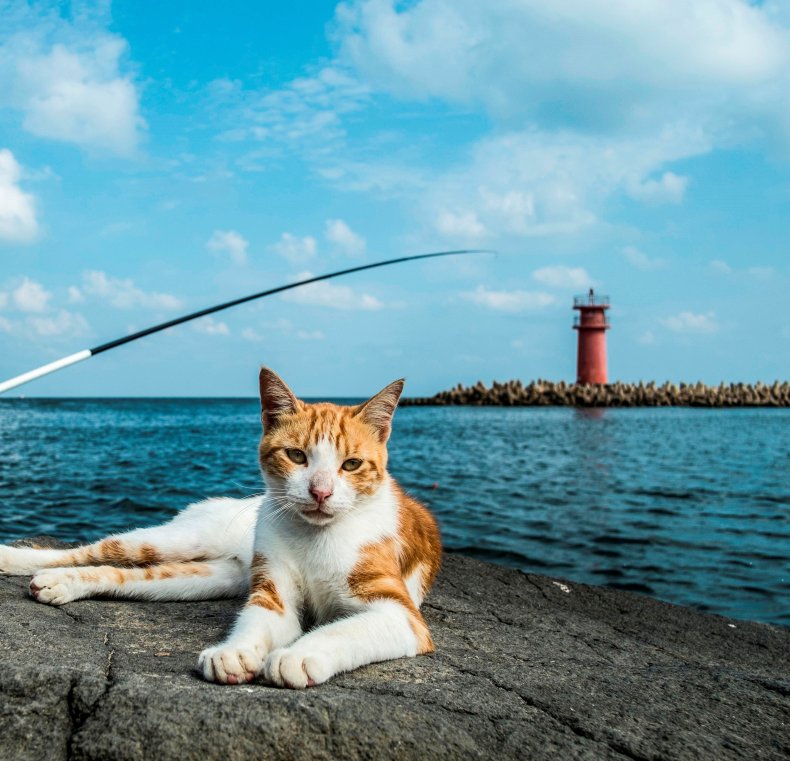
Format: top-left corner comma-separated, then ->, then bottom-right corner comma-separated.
299,505 -> 336,525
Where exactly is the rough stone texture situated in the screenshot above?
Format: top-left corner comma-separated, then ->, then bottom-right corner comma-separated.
1,540 -> 788,761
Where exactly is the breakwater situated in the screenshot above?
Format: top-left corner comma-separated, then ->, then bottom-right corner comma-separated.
402,379 -> 790,407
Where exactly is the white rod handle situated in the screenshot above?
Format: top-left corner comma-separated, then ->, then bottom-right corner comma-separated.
0,349 -> 92,395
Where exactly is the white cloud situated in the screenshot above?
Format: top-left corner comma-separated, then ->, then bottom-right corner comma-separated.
0,7 -> 144,156
80,271 -> 183,310
709,259 -> 733,274
627,172 -> 689,204
638,330 -> 656,345
67,286 -> 85,303
435,210 -> 486,239
337,1 -> 788,129
272,233 -> 318,263
419,127 -> 710,238
283,271 -> 382,310
28,309 -> 88,337
296,329 -> 325,340
325,219 -> 366,255
0,149 -> 37,243
0,308 -> 88,338
310,1 -> 790,238
241,327 -> 264,342
662,311 -> 719,333
461,285 -> 555,313
532,266 -> 593,290
12,277 -> 50,312
214,66 -> 369,154
207,230 -> 249,265
709,261 -> 774,278
623,246 -> 666,271
193,317 -> 230,336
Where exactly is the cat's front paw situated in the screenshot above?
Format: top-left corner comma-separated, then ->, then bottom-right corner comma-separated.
29,570 -> 85,605
0,545 -> 41,575
264,647 -> 334,689
198,644 -> 265,685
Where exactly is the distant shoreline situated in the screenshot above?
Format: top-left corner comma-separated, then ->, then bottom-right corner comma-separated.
401,379 -> 790,407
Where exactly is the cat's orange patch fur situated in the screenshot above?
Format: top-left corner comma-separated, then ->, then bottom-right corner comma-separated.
37,562 -> 212,588
57,538 -> 166,568
248,553 -> 285,614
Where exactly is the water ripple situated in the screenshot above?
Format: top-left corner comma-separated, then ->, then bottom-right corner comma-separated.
0,399 -> 788,627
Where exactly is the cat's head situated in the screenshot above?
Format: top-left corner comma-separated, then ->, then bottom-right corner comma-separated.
257,367 -> 404,526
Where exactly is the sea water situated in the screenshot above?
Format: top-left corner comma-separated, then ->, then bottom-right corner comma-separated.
0,399 -> 787,627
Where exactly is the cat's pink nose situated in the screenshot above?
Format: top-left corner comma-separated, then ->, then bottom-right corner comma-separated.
309,485 -> 333,505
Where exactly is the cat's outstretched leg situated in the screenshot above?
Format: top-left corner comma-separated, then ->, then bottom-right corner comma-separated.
0,497 -> 254,575
198,553 -> 302,685
29,558 -> 247,606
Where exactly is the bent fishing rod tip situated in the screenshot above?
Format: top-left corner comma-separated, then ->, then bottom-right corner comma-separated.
0,248 -> 495,395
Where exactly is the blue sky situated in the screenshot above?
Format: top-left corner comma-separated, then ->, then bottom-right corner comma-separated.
1,0 -> 789,397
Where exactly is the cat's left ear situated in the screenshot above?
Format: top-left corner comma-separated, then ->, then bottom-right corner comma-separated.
259,367 -> 300,431
354,379 -> 405,442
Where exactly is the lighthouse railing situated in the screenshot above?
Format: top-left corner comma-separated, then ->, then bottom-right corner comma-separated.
573,293 -> 610,308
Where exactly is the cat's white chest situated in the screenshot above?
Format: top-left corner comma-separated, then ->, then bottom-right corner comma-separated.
256,487 -> 399,622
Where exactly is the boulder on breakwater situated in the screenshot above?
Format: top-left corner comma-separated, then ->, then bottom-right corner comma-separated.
1,537 -> 788,761
402,379 -> 790,407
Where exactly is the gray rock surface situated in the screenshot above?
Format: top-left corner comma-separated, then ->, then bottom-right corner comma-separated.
0,539 -> 788,761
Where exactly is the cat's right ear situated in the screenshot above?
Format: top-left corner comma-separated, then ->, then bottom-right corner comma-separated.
259,367 -> 299,430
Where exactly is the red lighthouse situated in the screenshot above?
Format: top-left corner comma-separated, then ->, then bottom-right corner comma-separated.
573,289 -> 610,384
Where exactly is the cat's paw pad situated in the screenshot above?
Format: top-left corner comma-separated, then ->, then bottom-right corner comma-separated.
29,571 -> 83,605
0,546 -> 40,575
198,645 -> 264,685
264,648 -> 333,689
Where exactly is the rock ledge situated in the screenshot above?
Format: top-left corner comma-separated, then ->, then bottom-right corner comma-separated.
1,542 -> 788,761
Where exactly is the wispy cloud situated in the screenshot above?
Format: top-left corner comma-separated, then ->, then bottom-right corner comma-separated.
623,246 -> 666,271
77,271 -> 183,310
283,271 -> 382,310
662,311 -> 719,333
532,266 -> 594,290
0,149 -> 37,243
435,210 -> 486,240
222,0 -> 790,242
192,317 -> 230,336
296,329 -> 325,340
11,276 -> 50,312
627,172 -> 689,204
272,233 -> 317,263
709,259 -> 733,275
207,230 -> 248,265
325,219 -> 366,256
461,285 -> 555,313
214,66 -> 369,157
27,310 -> 89,337
0,4 -> 145,156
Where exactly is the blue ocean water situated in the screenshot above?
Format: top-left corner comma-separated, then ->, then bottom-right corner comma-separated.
0,399 -> 787,627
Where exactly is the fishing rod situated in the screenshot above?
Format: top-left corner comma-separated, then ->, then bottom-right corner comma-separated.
0,248 -> 493,395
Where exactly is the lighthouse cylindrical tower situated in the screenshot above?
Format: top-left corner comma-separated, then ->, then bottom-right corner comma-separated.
573,289 -> 610,384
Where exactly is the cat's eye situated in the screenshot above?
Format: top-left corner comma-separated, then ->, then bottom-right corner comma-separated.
286,448 -> 307,465
342,458 -> 362,472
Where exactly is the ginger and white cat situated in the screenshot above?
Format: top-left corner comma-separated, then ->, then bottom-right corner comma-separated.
0,368 -> 442,689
